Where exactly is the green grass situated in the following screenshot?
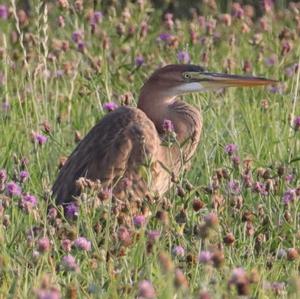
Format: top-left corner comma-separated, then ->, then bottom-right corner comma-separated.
0,1 -> 300,298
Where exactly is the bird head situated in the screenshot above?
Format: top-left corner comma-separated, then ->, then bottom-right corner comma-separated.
145,64 -> 277,97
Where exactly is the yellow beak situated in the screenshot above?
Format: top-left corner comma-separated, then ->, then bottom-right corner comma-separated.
193,72 -> 277,88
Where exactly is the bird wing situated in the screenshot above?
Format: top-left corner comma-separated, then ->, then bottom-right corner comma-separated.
52,106 -> 161,205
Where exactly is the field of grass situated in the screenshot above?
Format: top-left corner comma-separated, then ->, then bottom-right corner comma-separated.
0,1 -> 300,298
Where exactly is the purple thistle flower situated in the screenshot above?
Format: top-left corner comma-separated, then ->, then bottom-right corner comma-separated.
6,182 -> 22,197
285,66 -> 294,77
61,255 -> 79,272
90,11 -> 103,25
177,51 -> 190,64
162,119 -> 174,133
158,33 -> 172,42
147,230 -> 160,242
55,70 -> 64,78
232,267 -> 247,278
252,182 -> 268,196
22,194 -> 37,207
135,55 -> 144,67
138,280 -> 156,299
74,237 -> 91,251
133,215 -> 146,228
267,83 -> 285,94
285,174 -> 293,183
0,5 -> 8,20
264,54 -> 277,67
229,267 -> 247,284
0,169 -> 7,183
19,170 -> 29,183
77,41 -> 85,52
117,226 -> 131,245
33,133 -> 48,145
72,31 -> 83,43
65,203 -> 79,218
224,144 -> 237,155
293,116 -> 300,131
103,102 -> 118,112
236,8 -> 244,19
198,251 -> 212,264
172,245 -> 185,257
285,63 -> 299,77
231,3 -> 244,19
282,189 -> 297,204
228,180 -> 241,194
263,0 -> 274,13
242,174 -> 253,188
37,237 -> 51,253
36,288 -> 61,299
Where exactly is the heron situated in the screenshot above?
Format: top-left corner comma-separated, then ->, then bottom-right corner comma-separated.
52,64 -> 275,206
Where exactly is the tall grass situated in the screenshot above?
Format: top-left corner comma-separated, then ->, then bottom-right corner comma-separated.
0,1 -> 300,298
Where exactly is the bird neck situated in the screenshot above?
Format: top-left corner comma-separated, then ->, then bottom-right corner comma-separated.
138,89 -> 201,144
166,100 -> 202,144
138,87 -> 175,131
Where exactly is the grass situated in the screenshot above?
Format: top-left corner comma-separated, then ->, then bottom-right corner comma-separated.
0,1 -> 300,298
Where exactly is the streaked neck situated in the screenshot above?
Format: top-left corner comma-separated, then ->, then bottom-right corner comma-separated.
137,86 -> 175,132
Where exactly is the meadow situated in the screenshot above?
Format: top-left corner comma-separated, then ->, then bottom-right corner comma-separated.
0,0 -> 300,298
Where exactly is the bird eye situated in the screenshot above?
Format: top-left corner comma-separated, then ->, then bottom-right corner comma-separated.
183,73 -> 191,80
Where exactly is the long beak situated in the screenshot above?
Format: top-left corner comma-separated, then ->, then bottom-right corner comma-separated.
193,72 -> 277,89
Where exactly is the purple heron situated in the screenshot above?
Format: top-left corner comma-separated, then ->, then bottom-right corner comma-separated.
52,64 -> 275,206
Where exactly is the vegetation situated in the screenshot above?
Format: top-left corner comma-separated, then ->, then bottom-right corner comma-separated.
0,0 -> 300,298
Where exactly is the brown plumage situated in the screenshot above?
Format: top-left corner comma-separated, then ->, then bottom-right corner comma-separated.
52,64 -> 276,205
